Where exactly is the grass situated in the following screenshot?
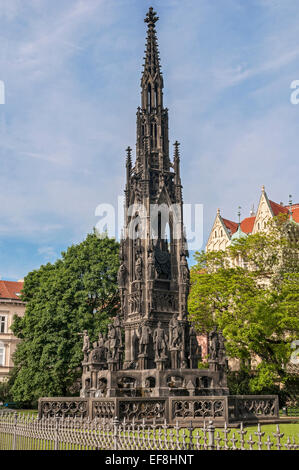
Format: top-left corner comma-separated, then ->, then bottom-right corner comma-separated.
212,423 -> 299,450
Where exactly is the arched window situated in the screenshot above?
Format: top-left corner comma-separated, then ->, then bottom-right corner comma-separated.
154,84 -> 158,108
147,84 -> 151,112
215,230 -> 217,238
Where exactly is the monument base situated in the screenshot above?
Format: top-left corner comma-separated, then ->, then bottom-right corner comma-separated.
38,394 -> 280,425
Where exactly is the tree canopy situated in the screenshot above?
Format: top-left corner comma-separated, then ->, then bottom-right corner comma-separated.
188,216 -> 299,396
10,232 -> 120,404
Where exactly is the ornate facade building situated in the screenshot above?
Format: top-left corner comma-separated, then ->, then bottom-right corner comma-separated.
206,186 -> 299,253
0,280 -> 25,382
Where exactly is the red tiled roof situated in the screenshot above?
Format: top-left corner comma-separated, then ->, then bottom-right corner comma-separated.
240,216 -> 255,234
286,204 -> 299,210
222,218 -> 238,234
0,280 -> 24,300
269,200 -> 289,216
292,208 -> 299,223
218,198 -> 298,240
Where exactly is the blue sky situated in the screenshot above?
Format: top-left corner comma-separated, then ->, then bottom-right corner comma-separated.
0,0 -> 298,280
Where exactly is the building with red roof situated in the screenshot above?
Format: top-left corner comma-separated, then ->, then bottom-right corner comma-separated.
0,280 -> 25,382
206,186 -> 298,252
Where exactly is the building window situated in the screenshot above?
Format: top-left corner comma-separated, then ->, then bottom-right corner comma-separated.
0,316 -> 7,333
0,342 -> 5,366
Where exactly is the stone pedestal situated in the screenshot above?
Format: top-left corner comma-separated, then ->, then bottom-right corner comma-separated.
138,354 -> 149,370
155,358 -> 166,371
108,360 -> 118,372
170,349 -> 179,369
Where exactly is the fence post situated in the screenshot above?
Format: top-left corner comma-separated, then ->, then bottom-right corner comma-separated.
113,416 -> 119,451
12,412 -> 17,450
207,420 -> 215,450
54,417 -> 59,450
188,420 -> 193,450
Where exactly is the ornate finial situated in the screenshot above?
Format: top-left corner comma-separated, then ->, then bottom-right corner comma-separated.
174,140 -> 180,159
217,208 -> 220,216
261,185 -> 265,193
144,7 -> 159,27
126,146 -> 132,164
289,194 -> 293,220
237,206 -> 241,225
250,204 -> 255,217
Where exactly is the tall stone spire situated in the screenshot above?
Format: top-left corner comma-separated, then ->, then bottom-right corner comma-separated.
136,7 -> 169,174
141,7 -> 163,111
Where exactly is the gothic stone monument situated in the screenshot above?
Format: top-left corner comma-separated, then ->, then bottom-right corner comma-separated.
80,7 -> 228,402
39,8 -> 279,425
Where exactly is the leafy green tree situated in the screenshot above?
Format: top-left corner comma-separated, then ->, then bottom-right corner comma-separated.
188,217 -> 299,395
10,233 -> 120,404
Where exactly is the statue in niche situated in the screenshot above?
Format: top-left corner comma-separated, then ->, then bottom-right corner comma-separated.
154,243 -> 171,279
180,253 -> 190,285
97,332 -> 107,361
147,250 -> 156,280
82,330 -> 90,362
117,262 -> 127,289
137,321 -> 152,356
113,314 -> 123,348
135,254 -> 143,280
153,321 -> 168,360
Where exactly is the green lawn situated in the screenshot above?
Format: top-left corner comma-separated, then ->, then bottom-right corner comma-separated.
212,423 -> 299,450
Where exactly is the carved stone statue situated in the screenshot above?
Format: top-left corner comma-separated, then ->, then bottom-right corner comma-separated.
209,326 -> 220,361
169,314 -> 182,349
147,250 -> 156,280
106,323 -> 119,361
113,314 -> 123,348
180,254 -> 190,285
137,322 -> 152,356
153,321 -> 168,360
97,332 -> 107,361
117,263 -> 127,288
135,254 -> 143,281
82,330 -> 90,362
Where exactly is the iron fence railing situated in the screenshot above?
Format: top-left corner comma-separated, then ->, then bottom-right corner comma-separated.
0,411 -> 298,451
